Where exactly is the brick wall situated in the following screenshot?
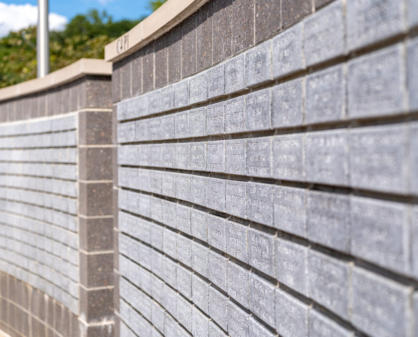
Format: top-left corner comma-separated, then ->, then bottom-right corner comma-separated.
113,1 -> 418,337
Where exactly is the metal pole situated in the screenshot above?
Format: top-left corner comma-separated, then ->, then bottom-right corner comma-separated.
37,0 -> 49,78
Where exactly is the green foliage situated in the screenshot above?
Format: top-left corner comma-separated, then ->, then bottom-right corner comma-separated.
149,0 -> 167,11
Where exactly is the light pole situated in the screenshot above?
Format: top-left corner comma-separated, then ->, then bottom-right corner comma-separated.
37,0 -> 49,78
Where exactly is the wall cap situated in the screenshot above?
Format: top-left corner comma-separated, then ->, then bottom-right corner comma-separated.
0,58 -> 112,102
104,0 -> 210,63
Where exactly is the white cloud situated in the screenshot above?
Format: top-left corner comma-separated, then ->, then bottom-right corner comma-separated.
0,2 -> 68,37
97,0 -> 113,4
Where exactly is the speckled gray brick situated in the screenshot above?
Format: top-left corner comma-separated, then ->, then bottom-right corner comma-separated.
249,318 -> 275,337
175,143 -> 190,169
227,261 -> 250,307
175,173 -> 191,200
228,302 -> 249,337
246,138 -> 271,177
225,181 -> 246,219
310,310 -> 353,337
225,54 -> 246,94
174,80 -> 189,108
189,107 -> 207,137
225,220 -> 248,263
207,102 -> 224,136
307,191 -> 350,252
208,251 -> 227,291
275,289 -> 309,337
177,235 -> 192,267
225,140 -> 246,175
272,23 -> 304,78
192,306 -> 209,337
349,125 -> 408,194
409,0 -> 418,27
351,267 -> 410,337
191,209 -> 208,242
209,287 -> 228,330
207,141 -> 225,172
276,237 -> 308,295
272,79 -> 303,128
192,274 -> 208,313
207,213 -> 226,251
308,251 -> 349,319
206,178 -> 225,212
304,0 -> 345,66
190,72 -> 208,104
208,64 -> 225,99
272,135 -> 304,181
246,88 -> 271,132
347,44 -> 405,118
118,122 -> 136,143
246,183 -> 274,227
347,0 -> 405,51
190,176 -> 206,207
250,273 -> 275,327
306,65 -> 345,124
175,112 -> 189,138
306,130 -> 348,185
225,97 -> 246,133
177,265 -> 192,298
192,242 -> 208,278
412,208 -> 418,278
209,322 -> 226,337
245,40 -> 272,87
190,143 -> 206,170
408,38 -> 418,111
351,196 -> 409,274
248,229 -> 274,277
177,295 -> 192,332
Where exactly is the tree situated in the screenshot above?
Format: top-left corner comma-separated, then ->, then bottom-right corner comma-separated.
149,0 -> 167,12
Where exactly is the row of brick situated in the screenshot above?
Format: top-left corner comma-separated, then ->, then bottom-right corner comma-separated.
0,163 -> 77,181
0,131 -> 76,149
0,148 -> 77,164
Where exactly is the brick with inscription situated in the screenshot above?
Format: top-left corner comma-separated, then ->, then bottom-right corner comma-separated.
227,261 -> 250,307
351,267 -> 410,337
207,141 -> 225,172
177,295 -> 192,332
174,80 -> 189,108
189,108 -> 207,137
272,79 -> 303,128
272,134 -> 304,181
272,22 -> 304,78
191,209 -> 208,242
246,138 -> 271,177
192,274 -> 208,313
190,143 -> 206,171
177,234 -> 192,267
408,38 -> 418,111
225,97 -> 246,133
190,72 -> 208,105
226,220 -> 248,263
208,64 -> 225,99
308,250 -> 349,318
306,130 -> 348,185
176,204 -> 191,234
351,196 -> 409,274
306,65 -> 345,124
190,175 -> 206,206
163,200 -> 177,229
249,317 -> 275,337
246,183 -> 274,227
207,213 -> 226,251
309,309 -> 353,337
307,191 -> 350,252
161,115 -> 175,140
209,287 -> 228,330
246,88 -> 271,131
192,242 -> 209,278
175,143 -> 190,170
118,122 -> 135,143
225,140 -> 246,175
245,40 -> 272,87
349,125 -> 408,193
225,54 -> 246,94
250,273 -> 275,326
276,237 -> 308,295
248,228 -> 274,277
348,44 -> 405,118
347,0 -> 404,51
304,0 -> 345,66
228,302 -> 249,337
162,172 -> 176,198
207,102 -> 224,136
209,322 -> 225,337
192,306 -> 209,337
208,250 -> 227,291
206,178 -> 225,212
175,112 -> 189,139
225,181 -> 246,219
275,289 -> 309,337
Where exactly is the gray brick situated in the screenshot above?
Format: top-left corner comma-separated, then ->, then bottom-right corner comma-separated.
176,143 -> 190,169
306,65 -> 345,124
272,79 -> 304,128
249,318 -> 275,337
191,209 -> 208,242
225,181 -> 246,219
304,0 -> 345,66
209,287 -> 228,330
190,143 -> 206,170
118,122 -> 136,143
276,237 -> 308,295
306,130 -> 349,185
192,242 -> 209,278
177,295 -> 192,332
250,273 -> 275,327
177,204 -> 191,234
308,251 -> 349,318
273,186 -> 306,237
347,44 -> 405,118
409,0 -> 418,27
227,261 -> 250,308
225,54 -> 246,94
190,176 -> 206,207
347,0 -> 405,51
275,289 -> 309,337
248,228 -> 274,277
309,310 -> 353,337
272,135 -> 304,181
349,125 -> 408,193
246,138 -> 271,177
190,72 -> 208,104
351,196 -> 409,274
175,174 -> 191,202
245,41 -> 272,87
177,265 -> 192,298
208,250 -> 227,291
206,178 -> 226,212
226,219 -> 248,263
175,112 -> 189,138
351,267 -> 411,337
177,234 -> 192,267
412,208 -> 418,278
408,38 -> 418,111
228,302 -> 249,337
208,64 -> 225,99
209,322 -> 226,337
192,307 -> 209,337
225,140 -> 246,175
410,124 -> 418,194
193,274 -> 209,313
207,103 -> 224,136
189,107 -> 207,137
174,80 -> 189,108
207,141 -> 225,172
207,214 -> 226,251
307,191 -> 350,252
272,22 -> 304,79
225,97 -> 246,133
246,88 -> 271,131
414,293 -> 418,337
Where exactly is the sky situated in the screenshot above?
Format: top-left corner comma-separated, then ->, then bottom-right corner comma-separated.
0,0 -> 151,36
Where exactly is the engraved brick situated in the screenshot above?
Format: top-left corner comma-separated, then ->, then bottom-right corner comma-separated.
309,309 -> 353,337
226,219 -> 248,263
306,130 -> 348,185
306,65 -> 345,124
308,251 -> 349,318
351,267 -> 410,337
208,251 -> 227,291
192,306 -> 209,337
304,1 -> 345,66
272,135 -> 304,181
249,317 -> 275,337
245,41 -> 272,87
228,303 -> 249,337
250,273 -> 275,326
209,322 -> 226,337
191,209 -> 208,242
206,178 -> 226,212
177,235 -> 192,267
248,229 -> 274,277
272,23 -> 304,78
207,103 -> 225,136
351,196 -> 409,274
272,79 -> 303,128
349,125 -> 408,193
246,183 -> 274,227
192,274 -> 208,313
225,140 -> 246,175
208,287 -> 228,330
347,0 -> 405,51
177,204 -> 191,234
174,81 -> 189,108
192,242 -> 209,278
175,112 -> 189,138
225,181 -> 246,219
190,143 -> 206,170
348,44 -> 405,118
408,38 -> 418,111
189,107 -> 207,137
246,138 -> 271,177
118,122 -> 135,143
207,214 -> 226,251
307,191 -> 350,252
276,237 -> 308,295
177,295 -> 192,332
275,289 -> 309,337
190,175 -> 207,207
225,97 -> 246,133
208,64 -> 225,99
246,88 -> 271,132
227,262 -> 250,307
207,141 -> 225,172
225,54 -> 246,94
176,143 -> 190,169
